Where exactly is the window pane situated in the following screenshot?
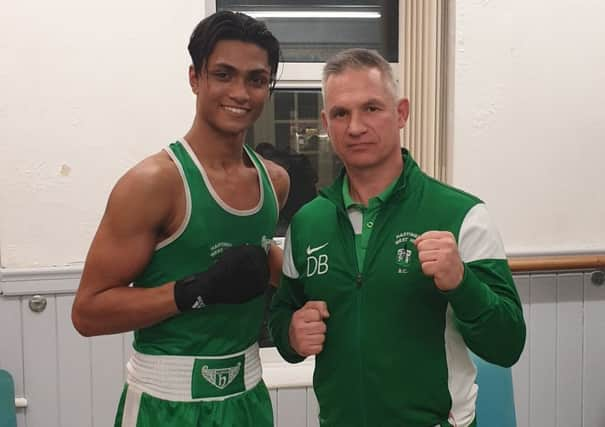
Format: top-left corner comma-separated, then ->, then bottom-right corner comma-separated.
217,0 -> 398,62
274,92 -> 294,120
249,89 -> 339,236
298,92 -> 319,119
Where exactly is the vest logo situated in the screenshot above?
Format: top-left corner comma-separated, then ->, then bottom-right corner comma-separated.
261,235 -> 273,253
306,242 -> 329,277
201,362 -> 241,390
395,231 -> 418,274
210,241 -> 232,258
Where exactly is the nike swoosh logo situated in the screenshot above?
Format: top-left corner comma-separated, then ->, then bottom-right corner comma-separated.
306,242 -> 329,255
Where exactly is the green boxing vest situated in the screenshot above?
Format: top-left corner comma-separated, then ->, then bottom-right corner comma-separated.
132,140 -> 278,356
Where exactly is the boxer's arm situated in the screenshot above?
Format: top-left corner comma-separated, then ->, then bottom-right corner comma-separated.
72,157 -> 180,337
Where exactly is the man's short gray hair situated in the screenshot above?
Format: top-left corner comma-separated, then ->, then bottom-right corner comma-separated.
322,48 -> 398,100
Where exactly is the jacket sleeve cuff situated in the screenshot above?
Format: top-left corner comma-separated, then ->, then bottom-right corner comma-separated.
442,264 -> 496,321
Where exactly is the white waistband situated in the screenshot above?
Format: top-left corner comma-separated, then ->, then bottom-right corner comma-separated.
126,343 -> 262,402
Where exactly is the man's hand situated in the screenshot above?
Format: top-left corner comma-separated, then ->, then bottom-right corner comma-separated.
289,301 -> 330,357
173,245 -> 269,311
414,231 -> 464,291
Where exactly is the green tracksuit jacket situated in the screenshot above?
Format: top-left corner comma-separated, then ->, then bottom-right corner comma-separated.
269,150 -> 526,427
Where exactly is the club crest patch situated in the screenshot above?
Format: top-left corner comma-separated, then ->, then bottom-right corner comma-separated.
201,362 -> 241,390
395,231 -> 418,274
192,355 -> 246,398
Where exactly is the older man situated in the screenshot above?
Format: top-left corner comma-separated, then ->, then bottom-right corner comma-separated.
270,48 -> 525,427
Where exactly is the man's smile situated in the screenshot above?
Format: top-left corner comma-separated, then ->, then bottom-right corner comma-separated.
222,105 -> 250,115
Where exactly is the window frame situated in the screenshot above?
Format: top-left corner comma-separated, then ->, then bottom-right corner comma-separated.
205,2 -> 401,88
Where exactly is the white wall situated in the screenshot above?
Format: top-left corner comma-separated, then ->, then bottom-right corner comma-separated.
1,0 -> 604,268
451,0 -> 605,256
0,0 -> 205,268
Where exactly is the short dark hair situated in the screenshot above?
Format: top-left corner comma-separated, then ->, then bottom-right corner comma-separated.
188,11 -> 281,91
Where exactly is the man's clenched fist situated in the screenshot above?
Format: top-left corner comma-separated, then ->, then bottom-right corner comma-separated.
289,301 -> 330,357
414,231 -> 464,291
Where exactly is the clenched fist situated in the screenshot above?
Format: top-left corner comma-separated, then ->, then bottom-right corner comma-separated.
414,231 -> 464,291
289,301 -> 330,357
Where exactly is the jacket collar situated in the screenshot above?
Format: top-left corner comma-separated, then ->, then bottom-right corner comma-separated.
319,148 -> 420,208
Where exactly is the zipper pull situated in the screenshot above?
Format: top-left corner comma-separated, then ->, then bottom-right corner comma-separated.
356,273 -> 363,288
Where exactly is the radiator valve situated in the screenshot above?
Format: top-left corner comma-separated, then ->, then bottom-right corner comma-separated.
591,270 -> 604,286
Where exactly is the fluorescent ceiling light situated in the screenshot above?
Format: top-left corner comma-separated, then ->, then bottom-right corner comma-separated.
242,11 -> 381,19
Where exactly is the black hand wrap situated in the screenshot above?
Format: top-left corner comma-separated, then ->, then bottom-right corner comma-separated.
173,245 -> 270,312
